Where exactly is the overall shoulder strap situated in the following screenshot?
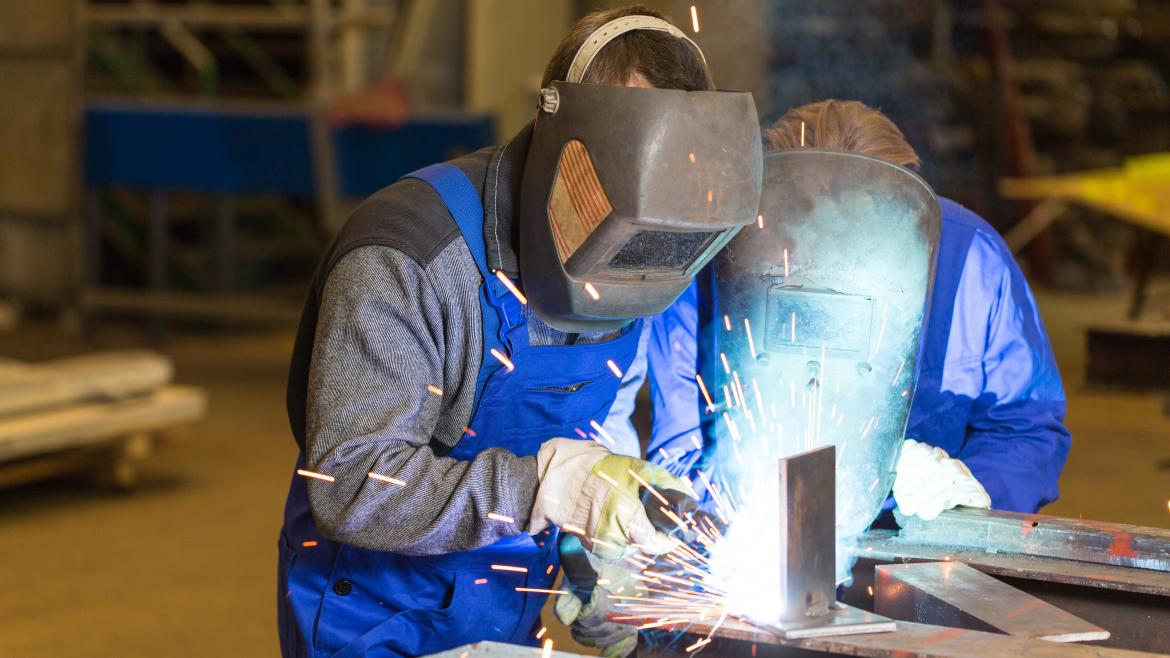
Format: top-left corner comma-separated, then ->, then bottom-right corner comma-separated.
403,163 -> 491,277
402,162 -> 513,427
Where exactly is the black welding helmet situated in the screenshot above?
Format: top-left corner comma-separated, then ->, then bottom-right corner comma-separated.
518,16 -> 763,333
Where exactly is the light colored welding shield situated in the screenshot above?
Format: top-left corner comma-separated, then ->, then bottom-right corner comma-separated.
703,149 -> 940,576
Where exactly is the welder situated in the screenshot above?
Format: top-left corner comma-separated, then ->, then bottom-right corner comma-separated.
277,6 -> 762,658
646,100 -> 1071,522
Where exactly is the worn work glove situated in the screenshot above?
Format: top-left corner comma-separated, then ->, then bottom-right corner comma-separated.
893,439 -> 991,521
528,438 -> 697,559
555,534 -> 638,658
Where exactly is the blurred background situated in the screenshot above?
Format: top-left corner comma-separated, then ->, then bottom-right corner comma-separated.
1,0 -> 1169,655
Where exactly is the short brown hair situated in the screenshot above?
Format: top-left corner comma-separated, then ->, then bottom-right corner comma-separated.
764,100 -> 921,169
542,5 -> 713,91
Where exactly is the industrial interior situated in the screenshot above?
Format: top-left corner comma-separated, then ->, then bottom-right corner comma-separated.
2,1 -> 1170,657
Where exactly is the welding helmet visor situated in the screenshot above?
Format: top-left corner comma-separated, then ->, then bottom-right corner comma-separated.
518,20 -> 762,332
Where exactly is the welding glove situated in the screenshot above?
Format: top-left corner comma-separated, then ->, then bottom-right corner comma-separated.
528,438 -> 697,559
893,439 -> 991,521
555,534 -> 639,658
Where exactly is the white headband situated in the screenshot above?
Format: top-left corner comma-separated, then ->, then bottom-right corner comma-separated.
565,15 -> 707,85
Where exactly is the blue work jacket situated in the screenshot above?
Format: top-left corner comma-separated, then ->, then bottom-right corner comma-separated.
644,197 -> 1071,514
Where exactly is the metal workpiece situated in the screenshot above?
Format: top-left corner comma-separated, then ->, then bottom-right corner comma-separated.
634,616 -> 1159,658
776,446 -> 836,622
703,148 -> 941,561
894,507 -> 1170,572
843,523 -> 1170,653
873,562 -> 1109,643
424,643 -> 587,658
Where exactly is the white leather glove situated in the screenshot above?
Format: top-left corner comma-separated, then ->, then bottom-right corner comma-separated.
893,439 -> 991,521
528,438 -> 695,558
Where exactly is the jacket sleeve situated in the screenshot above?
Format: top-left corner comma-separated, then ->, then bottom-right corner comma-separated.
646,282 -> 706,477
598,321 -> 651,458
951,233 -> 1072,513
303,244 -> 538,554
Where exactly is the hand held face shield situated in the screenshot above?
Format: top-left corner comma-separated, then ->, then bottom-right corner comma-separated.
518,16 -> 763,332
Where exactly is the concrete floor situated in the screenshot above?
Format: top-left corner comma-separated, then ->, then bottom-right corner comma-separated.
1,284 -> 1168,656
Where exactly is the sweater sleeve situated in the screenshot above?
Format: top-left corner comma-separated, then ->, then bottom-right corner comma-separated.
303,243 -> 538,554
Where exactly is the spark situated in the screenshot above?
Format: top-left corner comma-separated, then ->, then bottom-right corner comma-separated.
719,352 -> 731,374
302,540 -> 318,547
873,301 -> 889,355
462,426 -> 477,437
495,270 -> 527,304
595,470 -> 620,487
591,536 -> 619,551
546,565 -> 555,575
867,585 -> 874,596
783,248 -> 789,277
491,348 -> 515,372
790,311 -> 797,343
607,359 -> 624,378
574,428 -> 587,439
461,652 -> 469,658
519,587 -> 569,595
691,434 -> 702,450
690,5 -> 700,32
475,578 -> 489,585
800,121 -> 806,147
891,359 -> 906,386
426,385 -> 443,396
695,374 -> 715,409
562,523 -> 586,535
689,152 -> 697,163
487,512 -> 515,523
367,472 -> 406,486
686,638 -> 711,652
744,318 -> 757,358
296,469 -> 334,483
658,447 -> 671,461
627,468 -> 670,506
536,626 -> 547,640
491,564 -> 528,573
590,419 -> 617,445
757,214 -> 764,229
722,385 -> 734,409
584,282 -> 600,300
723,314 -> 732,331
706,190 -> 713,203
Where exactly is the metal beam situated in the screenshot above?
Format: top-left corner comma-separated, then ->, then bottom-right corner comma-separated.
874,562 -> 1108,643
895,507 -> 1170,572
777,445 -> 836,621
635,617 -> 1158,658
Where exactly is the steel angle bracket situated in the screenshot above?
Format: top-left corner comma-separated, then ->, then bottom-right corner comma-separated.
761,446 -> 895,638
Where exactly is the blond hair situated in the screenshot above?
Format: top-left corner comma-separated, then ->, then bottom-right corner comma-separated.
764,100 -> 921,169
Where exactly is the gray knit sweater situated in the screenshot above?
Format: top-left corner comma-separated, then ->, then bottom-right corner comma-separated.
301,127 -> 646,555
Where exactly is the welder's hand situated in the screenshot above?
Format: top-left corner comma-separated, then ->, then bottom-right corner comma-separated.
555,534 -> 638,658
893,439 -> 991,521
528,438 -> 697,559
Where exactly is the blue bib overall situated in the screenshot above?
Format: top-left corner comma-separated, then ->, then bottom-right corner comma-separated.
278,163 -> 643,657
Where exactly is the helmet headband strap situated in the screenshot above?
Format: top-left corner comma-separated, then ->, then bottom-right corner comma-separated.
565,15 -> 707,85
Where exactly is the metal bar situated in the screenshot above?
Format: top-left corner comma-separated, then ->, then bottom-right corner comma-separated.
635,617 -> 1157,658
874,562 -> 1108,643
843,534 -> 1170,653
895,507 -> 1170,572
778,445 -> 836,621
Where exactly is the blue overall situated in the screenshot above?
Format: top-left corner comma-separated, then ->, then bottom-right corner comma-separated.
278,163 -> 644,657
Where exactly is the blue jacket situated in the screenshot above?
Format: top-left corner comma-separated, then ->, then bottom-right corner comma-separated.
644,197 -> 1071,513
